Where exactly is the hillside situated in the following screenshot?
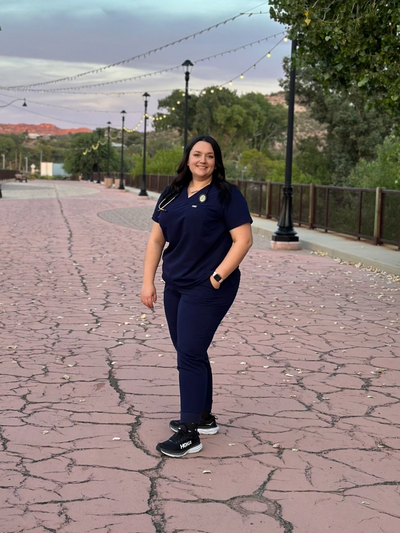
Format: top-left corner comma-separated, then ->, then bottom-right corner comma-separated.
0,123 -> 91,136
266,92 -> 326,143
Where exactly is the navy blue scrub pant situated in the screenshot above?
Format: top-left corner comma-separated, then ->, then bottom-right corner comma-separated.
164,272 -> 240,424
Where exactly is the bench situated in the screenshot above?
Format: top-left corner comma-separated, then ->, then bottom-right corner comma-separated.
15,173 -> 28,182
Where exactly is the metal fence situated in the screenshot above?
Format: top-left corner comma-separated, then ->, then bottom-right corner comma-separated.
0,170 -> 19,181
235,180 -> 400,249
126,175 -> 400,249
4,169 -> 399,249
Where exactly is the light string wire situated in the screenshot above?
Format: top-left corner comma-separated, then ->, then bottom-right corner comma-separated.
0,92 -> 142,113
221,36 -> 286,86
3,32 -> 285,94
83,117 -> 144,154
4,35 -> 287,129
2,11 -> 270,90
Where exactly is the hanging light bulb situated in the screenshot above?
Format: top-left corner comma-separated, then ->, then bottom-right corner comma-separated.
240,74 -> 244,79
267,53 -> 271,58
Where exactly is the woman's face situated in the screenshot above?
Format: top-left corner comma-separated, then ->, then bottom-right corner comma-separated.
187,141 -> 215,181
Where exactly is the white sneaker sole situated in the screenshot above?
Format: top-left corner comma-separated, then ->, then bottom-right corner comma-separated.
170,424 -> 219,435
198,426 -> 219,435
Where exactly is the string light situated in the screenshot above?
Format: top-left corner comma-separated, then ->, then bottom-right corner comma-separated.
2,12 -> 255,90
1,32 -> 286,94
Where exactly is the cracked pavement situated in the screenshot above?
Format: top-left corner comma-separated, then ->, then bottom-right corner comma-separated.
1,180 -> 399,533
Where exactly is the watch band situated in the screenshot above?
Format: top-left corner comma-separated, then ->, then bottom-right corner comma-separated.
213,271 -> 222,282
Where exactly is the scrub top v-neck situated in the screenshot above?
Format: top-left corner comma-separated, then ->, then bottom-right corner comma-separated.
152,183 -> 252,288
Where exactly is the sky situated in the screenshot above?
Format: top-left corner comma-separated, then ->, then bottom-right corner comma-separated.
0,1 -> 289,131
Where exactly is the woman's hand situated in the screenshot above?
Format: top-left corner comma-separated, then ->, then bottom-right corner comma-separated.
141,283 -> 157,309
209,275 -> 221,289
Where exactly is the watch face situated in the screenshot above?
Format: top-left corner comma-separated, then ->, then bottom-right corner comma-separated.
213,273 -> 222,282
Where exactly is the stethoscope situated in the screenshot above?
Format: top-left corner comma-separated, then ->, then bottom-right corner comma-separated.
158,182 -> 212,212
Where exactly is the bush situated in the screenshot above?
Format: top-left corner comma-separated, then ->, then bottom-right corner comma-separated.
348,135 -> 400,190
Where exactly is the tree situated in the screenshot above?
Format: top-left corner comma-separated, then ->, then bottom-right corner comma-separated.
154,89 -> 198,137
63,130 -> 119,176
269,1 -> 400,114
131,145 -> 183,176
241,148 -> 310,183
294,136 -> 330,184
348,135 -> 400,190
239,93 -> 287,153
280,61 -> 394,184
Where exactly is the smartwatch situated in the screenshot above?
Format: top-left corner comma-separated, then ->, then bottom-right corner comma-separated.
213,271 -> 222,283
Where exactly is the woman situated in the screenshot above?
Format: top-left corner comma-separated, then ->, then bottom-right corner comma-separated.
141,135 -> 253,458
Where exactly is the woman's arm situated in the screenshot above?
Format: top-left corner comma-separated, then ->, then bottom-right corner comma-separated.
210,222 -> 253,288
141,222 -> 166,308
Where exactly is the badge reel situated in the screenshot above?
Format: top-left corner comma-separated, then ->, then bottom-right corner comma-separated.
198,182 -> 212,204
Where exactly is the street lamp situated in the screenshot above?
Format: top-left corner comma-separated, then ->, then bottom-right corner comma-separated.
182,59 -> 193,152
119,110 -> 127,190
139,92 -> 150,197
0,98 -> 27,109
106,121 -> 111,178
271,38 -> 300,249
96,140 -> 101,184
90,133 -> 95,182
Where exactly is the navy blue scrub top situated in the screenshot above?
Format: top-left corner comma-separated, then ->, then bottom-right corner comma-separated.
152,182 -> 253,288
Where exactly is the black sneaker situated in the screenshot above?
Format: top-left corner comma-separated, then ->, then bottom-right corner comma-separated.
169,414 -> 219,435
156,425 -> 202,458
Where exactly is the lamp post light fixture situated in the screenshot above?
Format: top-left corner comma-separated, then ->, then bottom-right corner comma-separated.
139,92 -> 150,197
271,38 -> 300,250
106,121 -> 111,178
119,110 -> 127,190
182,59 -> 193,152
0,98 -> 27,109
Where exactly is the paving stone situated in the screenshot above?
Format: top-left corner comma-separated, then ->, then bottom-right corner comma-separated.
1,179 -> 399,532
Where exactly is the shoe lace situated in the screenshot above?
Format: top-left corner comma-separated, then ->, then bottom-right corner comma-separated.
170,426 -> 197,443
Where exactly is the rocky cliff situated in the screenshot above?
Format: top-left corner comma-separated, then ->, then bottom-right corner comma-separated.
0,123 -> 91,135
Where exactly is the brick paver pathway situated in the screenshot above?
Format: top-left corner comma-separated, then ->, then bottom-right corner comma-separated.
1,180 -> 399,533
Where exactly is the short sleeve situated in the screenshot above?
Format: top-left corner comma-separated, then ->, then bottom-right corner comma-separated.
151,186 -> 169,223
223,186 -> 253,230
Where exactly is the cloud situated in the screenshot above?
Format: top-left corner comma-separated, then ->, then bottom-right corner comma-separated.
0,0 -> 286,128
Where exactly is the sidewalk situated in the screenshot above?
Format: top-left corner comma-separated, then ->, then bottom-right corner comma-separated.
1,180 -> 400,533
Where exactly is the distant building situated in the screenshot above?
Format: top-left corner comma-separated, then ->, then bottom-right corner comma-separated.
40,162 -> 71,177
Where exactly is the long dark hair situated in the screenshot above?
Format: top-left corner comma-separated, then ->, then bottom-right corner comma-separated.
169,135 -> 233,202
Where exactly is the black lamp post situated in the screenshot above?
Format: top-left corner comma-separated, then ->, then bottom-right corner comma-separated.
271,38 -> 299,246
182,60 -> 193,152
139,92 -> 150,197
119,110 -> 127,190
106,121 -> 111,177
90,133 -> 94,182
96,133 -> 101,184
